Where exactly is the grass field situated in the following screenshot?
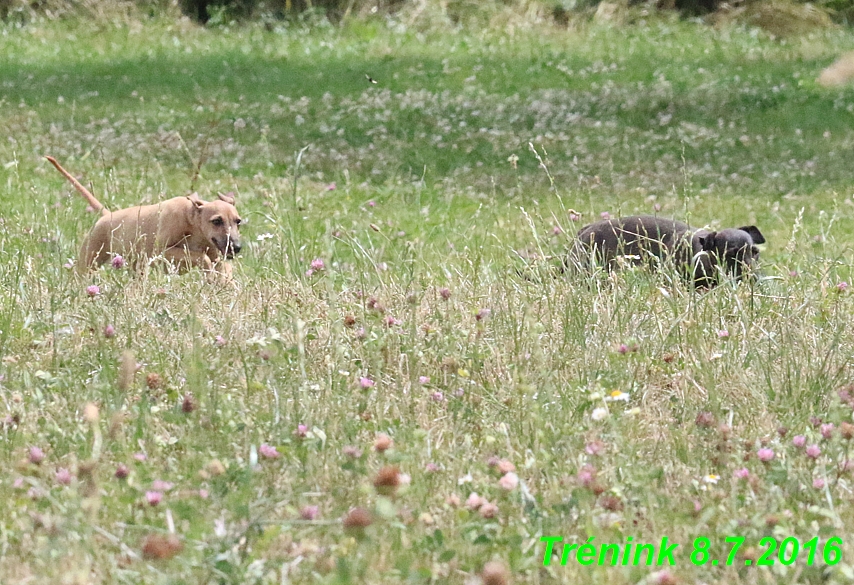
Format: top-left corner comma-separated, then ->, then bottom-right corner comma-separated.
4,9 -> 854,584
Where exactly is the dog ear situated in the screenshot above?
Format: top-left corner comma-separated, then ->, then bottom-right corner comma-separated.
217,192 -> 236,206
697,231 -> 717,251
738,226 -> 765,245
187,193 -> 205,209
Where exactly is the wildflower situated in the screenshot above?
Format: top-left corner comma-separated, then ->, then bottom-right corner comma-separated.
198,489 -> 209,498
145,491 -> 163,506
310,258 -> 325,271
28,446 -> 45,465
454,388 -> 465,398
837,281 -> 848,293
446,494 -> 461,507
342,508 -> 373,533
431,391 -> 444,402
373,466 -> 401,496
215,335 -> 227,347
650,570 -> 678,585
599,494 -> 624,511
498,472 -> 519,490
146,373 -> 162,390
585,440 -> 606,456
497,460 -> 515,475
55,468 -> 73,485
703,474 -> 719,484
821,423 -> 835,439
695,412 -> 715,428
418,376 -> 430,384
600,211 -> 611,220
326,183 -> 336,191
115,464 -> 130,479
82,402 -> 99,423
141,534 -> 183,560
259,444 -> 280,459
295,424 -> 308,438
617,343 -> 629,354
606,390 -> 630,402
300,505 -> 319,520
111,255 -> 125,269
792,435 -> 806,448
373,433 -> 393,452
734,468 -> 750,480
717,329 -> 730,339
481,561 -> 510,585
181,393 -> 196,413
256,233 -> 274,241
367,200 -> 376,207
86,285 -> 100,297
151,480 -> 174,492
475,308 -> 491,321
385,315 -> 401,327
359,377 -> 375,389
439,287 -> 451,300
206,459 -> 226,476
569,213 -> 580,222
577,465 -> 597,489
591,407 -> 609,421
104,324 -> 115,338
806,444 -> 821,459
343,445 -> 362,458
466,492 -> 485,510
813,478 -> 826,489
479,501 -> 498,518
214,518 -> 227,537
425,463 -> 440,473
757,448 -> 775,462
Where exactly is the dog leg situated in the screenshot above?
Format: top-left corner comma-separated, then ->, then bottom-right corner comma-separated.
161,246 -> 214,273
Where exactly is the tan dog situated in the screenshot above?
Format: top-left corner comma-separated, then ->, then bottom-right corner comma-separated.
45,156 -> 242,277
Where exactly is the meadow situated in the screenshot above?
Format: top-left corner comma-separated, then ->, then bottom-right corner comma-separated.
3,7 -> 854,584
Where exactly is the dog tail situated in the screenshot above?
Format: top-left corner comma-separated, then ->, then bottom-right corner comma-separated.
44,156 -> 108,215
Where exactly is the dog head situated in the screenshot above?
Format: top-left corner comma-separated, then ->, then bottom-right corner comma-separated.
188,193 -> 242,259
696,225 -> 765,284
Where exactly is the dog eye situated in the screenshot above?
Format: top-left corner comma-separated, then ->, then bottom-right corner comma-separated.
235,218 -> 242,226
212,218 -> 224,226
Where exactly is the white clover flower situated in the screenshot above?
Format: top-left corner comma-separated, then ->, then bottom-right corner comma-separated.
591,407 -> 609,421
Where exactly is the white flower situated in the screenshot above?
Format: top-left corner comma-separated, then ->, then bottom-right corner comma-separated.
591,407 -> 609,421
256,233 -> 274,241
605,390 -> 630,402
703,474 -> 719,484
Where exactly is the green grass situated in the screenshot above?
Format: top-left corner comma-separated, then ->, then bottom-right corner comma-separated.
3,11 -> 854,584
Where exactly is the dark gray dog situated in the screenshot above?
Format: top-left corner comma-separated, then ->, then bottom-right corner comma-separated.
570,215 -> 765,288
